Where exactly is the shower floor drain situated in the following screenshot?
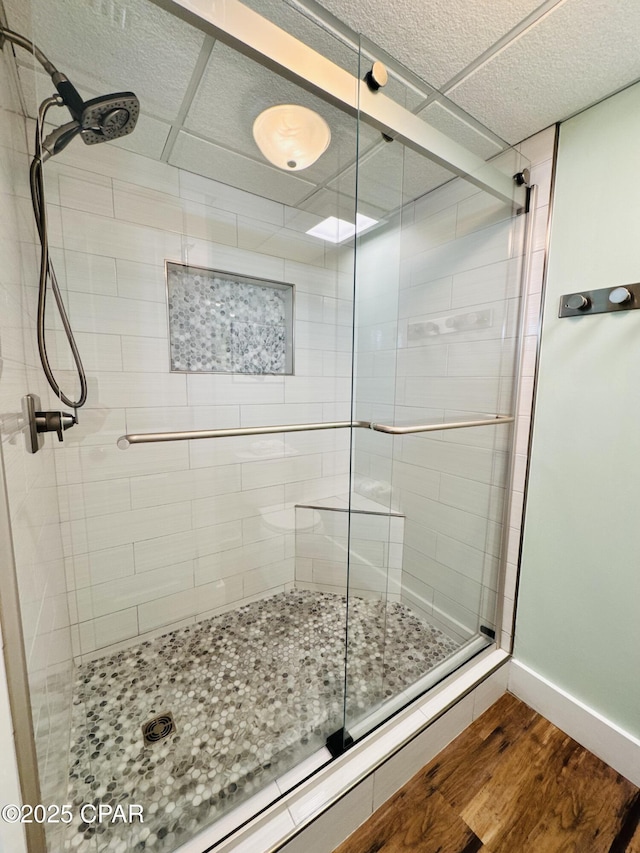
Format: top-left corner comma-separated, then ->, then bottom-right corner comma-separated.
142,712 -> 176,745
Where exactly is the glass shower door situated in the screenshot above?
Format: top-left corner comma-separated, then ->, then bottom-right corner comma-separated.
343,44 -> 530,740
18,0 -> 365,849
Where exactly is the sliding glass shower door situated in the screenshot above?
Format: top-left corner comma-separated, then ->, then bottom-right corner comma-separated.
343,40 -> 530,741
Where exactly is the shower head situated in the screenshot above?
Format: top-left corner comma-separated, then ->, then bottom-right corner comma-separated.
40,81 -> 140,158
79,92 -> 140,145
49,71 -> 139,150
48,72 -> 139,145
40,90 -> 140,159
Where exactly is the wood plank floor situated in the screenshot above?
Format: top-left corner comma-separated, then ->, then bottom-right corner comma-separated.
334,693 -> 640,853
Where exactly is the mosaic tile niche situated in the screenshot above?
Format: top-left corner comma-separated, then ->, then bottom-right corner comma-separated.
167,262 -> 294,374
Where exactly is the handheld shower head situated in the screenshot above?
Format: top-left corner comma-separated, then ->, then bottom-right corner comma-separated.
79,93 -> 140,145
39,90 -> 140,160
49,73 -> 140,145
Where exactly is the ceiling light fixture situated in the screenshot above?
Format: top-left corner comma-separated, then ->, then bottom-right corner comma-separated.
252,104 -> 331,171
306,214 -> 379,244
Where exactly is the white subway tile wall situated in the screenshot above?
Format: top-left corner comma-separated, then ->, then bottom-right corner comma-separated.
0,50 -> 73,836
352,127 -> 555,642
42,138 -> 355,660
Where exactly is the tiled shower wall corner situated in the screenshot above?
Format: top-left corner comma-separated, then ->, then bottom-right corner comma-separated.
294,505 -> 404,598
39,138 -> 354,661
352,129 -> 555,643
0,49 -> 73,817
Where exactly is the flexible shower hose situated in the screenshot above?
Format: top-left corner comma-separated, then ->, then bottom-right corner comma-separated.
30,97 -> 87,410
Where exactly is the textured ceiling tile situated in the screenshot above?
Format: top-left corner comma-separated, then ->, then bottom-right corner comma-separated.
4,0 -> 204,121
400,149 -> 459,203
169,131 -> 316,206
289,187 -> 385,225
111,114 -> 171,161
336,141 -> 455,212
353,142 -> 406,210
184,42 -> 380,186
312,0 -> 546,89
257,228 -> 327,266
448,0 -> 640,144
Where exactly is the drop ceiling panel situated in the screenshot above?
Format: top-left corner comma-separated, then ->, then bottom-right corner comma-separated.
448,0 -> 640,144
329,141 -> 455,212
288,187 -> 383,226
183,41 -> 380,187
351,142 -> 407,211
238,219 -> 327,265
313,0 -> 547,89
111,114 -> 172,161
170,131 -> 317,206
400,148 -> 459,203
4,0 -> 205,122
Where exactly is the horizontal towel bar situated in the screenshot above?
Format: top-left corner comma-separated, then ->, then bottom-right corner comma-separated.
368,416 -> 514,435
117,415 -> 514,449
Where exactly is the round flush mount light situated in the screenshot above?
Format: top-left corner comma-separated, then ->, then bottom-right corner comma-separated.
252,104 -> 331,171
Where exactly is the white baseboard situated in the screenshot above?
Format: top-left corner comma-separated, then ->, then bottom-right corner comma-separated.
509,660 -> 640,786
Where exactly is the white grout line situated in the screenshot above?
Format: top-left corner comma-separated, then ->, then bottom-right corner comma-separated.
160,34 -> 217,165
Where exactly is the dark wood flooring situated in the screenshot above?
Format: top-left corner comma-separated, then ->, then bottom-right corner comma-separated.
334,692 -> 640,853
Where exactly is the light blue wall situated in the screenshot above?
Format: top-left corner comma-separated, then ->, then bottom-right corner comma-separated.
515,81 -> 640,737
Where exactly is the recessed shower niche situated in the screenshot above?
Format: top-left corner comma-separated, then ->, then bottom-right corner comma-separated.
167,262 -> 295,374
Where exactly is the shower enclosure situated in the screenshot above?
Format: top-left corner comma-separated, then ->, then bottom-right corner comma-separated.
0,0 -> 530,850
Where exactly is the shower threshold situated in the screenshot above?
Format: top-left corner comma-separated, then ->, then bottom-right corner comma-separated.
63,589 -> 460,853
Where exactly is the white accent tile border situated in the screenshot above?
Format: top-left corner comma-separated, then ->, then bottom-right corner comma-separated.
509,660 -> 640,786
173,648 -> 509,853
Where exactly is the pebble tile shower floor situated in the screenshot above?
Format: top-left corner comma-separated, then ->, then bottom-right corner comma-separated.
64,590 -> 460,852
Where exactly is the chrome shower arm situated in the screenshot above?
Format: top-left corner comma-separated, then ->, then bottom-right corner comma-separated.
0,26 -> 58,76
